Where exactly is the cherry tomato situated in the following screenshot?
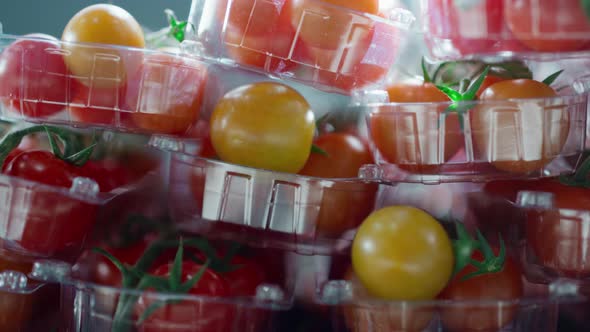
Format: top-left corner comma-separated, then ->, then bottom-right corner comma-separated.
439,249 -> 524,332
1,151 -> 99,256
473,79 -> 569,174
343,269 -> 434,332
505,0 -> 590,52
136,262 -> 232,332
81,158 -> 134,192
351,206 -> 454,300
521,180 -> 590,278
289,0 -> 379,51
298,133 -> 377,237
424,0 -> 504,56
68,82 -> 130,126
369,83 -> 462,173
0,35 -> 71,118
220,255 -> 267,296
62,4 -> 145,88
210,82 -> 315,173
127,53 -> 207,135
476,75 -> 504,98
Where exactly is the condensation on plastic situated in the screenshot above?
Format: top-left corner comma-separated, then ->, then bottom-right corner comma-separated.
188,0 -> 415,94
0,34 -> 210,137
353,87 -> 589,184
421,0 -> 590,59
164,151 -> 381,255
516,190 -> 590,285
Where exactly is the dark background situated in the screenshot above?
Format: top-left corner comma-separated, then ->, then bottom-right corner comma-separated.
0,1 -> 190,37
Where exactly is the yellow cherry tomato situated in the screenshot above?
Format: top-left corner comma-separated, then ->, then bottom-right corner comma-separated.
210,82 -> 315,173
352,206 -> 454,300
62,4 -> 145,88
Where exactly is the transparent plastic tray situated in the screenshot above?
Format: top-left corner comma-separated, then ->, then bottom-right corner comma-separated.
165,151 -> 380,255
517,190 -> 590,285
29,254 -> 293,332
354,87 -> 588,184
187,0 -> 415,93
421,0 -> 590,59
316,255 -> 585,332
0,34 -> 209,137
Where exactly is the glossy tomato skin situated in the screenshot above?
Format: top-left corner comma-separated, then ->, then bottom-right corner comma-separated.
505,0 -> 590,52
369,83 -> 462,173
299,133 -> 377,237
439,250 -> 524,332
210,82 -> 315,173
352,206 -> 454,300
62,4 -> 145,88
425,0 -> 503,56
523,180 -> 590,278
127,54 -> 207,135
136,262 -> 233,332
1,151 -> 99,257
473,79 -> 568,174
0,36 -> 71,118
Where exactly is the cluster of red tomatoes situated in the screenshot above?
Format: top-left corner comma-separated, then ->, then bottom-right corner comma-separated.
425,0 -> 590,56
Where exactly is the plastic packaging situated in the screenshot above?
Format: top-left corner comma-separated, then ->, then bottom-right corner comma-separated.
421,0 -> 590,59
0,34 -> 209,137
187,0 -> 415,93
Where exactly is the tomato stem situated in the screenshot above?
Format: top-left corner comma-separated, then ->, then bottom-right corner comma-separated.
541,70 -> 564,86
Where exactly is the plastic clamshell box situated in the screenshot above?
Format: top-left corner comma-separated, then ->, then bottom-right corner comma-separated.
421,0 -> 590,59
315,257 -> 585,332
0,34 -> 210,137
353,85 -> 589,184
188,0 -> 415,94
517,190 -> 590,284
165,151 -> 380,255
29,257 -> 293,332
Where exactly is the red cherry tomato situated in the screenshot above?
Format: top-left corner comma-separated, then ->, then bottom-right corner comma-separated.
136,262 -> 233,332
68,82 -> 130,127
476,75 -> 504,98
439,250 -> 524,332
424,0 -> 504,56
220,255 -> 267,296
81,158 -> 133,192
522,180 -> 590,278
127,54 -> 207,135
0,36 -> 71,117
505,0 -> 590,52
369,83 -> 462,173
1,151 -> 99,256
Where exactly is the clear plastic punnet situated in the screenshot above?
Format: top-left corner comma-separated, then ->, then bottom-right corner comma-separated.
421,0 -> 590,59
353,73 -> 589,184
187,0 -> 415,94
0,34 -> 209,137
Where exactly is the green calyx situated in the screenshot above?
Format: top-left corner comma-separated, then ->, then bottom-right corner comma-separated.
451,222 -> 506,282
0,125 -> 97,170
165,9 -> 194,43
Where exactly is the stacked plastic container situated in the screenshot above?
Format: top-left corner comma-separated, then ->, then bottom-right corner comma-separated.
0,0 -> 589,331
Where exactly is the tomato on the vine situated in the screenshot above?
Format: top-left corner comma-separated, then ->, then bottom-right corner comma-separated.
439,249 -> 524,332
62,4 -> 145,88
352,206 -> 454,300
127,53 -> 207,135
369,83 -> 462,173
0,35 -> 71,118
473,79 -> 568,174
505,0 -> 590,52
136,261 -> 233,332
210,82 -> 315,173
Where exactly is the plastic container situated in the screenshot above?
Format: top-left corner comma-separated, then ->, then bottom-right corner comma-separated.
187,0 -> 415,93
315,254 -> 584,332
164,151 -> 380,255
517,190 -> 590,285
421,0 -> 590,59
0,34 -> 209,137
0,124 -> 162,261
354,83 -> 588,184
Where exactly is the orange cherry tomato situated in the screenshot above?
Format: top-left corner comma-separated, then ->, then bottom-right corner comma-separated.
62,4 -> 145,88
472,79 -> 569,174
127,53 -> 207,135
476,75 -> 504,98
369,83 -> 462,173
289,0 -> 379,51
